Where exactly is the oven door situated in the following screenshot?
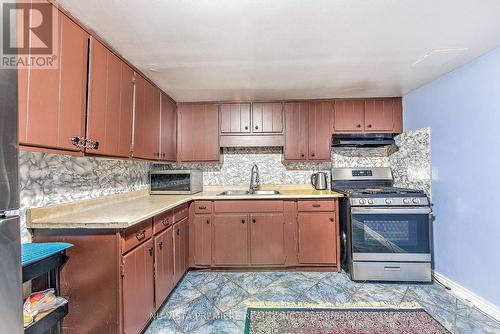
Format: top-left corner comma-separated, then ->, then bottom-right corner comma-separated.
350,207 -> 431,262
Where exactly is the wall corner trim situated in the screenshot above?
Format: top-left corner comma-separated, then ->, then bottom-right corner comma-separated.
433,271 -> 500,321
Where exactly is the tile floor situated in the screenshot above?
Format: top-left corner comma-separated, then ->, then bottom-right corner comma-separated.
145,271 -> 500,334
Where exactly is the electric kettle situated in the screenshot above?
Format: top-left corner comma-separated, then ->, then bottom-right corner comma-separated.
311,172 -> 328,190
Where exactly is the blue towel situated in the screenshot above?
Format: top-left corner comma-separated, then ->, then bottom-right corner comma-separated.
21,242 -> 73,267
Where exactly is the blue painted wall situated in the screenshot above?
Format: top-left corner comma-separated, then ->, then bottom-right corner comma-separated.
404,46 -> 500,307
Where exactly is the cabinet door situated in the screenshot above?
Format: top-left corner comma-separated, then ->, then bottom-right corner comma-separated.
284,102 -> 308,160
252,103 -> 283,133
333,100 -> 365,133
160,93 -> 177,161
297,213 -> 337,264
213,215 -> 248,266
193,215 -> 212,266
250,214 -> 286,265
308,101 -> 332,161
122,239 -> 155,334
220,103 -> 251,133
87,40 -> 133,157
21,12 -> 88,151
155,227 -> 174,307
133,76 -> 161,160
178,103 -> 219,162
364,98 -> 395,132
173,223 -> 183,283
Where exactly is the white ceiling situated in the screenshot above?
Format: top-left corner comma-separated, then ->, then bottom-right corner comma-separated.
56,0 -> 500,102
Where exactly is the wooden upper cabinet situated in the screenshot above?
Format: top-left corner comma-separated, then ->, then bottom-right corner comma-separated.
87,38 -> 133,157
19,11 -> 89,151
213,215 -> 249,266
308,101 -> 332,161
178,103 -> 219,162
220,103 -> 251,133
333,100 -> 365,133
132,75 -> 161,160
365,98 -> 400,132
284,102 -> 308,160
160,93 -> 177,161
252,102 -> 284,133
249,214 -> 286,265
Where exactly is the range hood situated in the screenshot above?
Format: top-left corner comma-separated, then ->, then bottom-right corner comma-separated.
332,133 -> 395,148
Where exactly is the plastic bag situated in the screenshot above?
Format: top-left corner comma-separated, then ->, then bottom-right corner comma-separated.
23,289 -> 67,327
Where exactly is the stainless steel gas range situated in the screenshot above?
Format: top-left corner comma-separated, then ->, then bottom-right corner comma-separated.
332,167 -> 432,282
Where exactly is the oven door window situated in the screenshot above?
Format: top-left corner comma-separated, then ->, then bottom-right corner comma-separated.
351,212 -> 430,254
151,174 -> 190,192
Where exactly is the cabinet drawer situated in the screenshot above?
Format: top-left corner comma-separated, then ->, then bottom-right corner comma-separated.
174,204 -> 189,222
297,200 -> 335,212
153,210 -> 173,235
214,200 -> 283,213
194,201 -> 212,214
121,218 -> 153,254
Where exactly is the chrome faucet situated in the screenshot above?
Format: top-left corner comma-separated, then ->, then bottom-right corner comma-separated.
249,164 -> 260,192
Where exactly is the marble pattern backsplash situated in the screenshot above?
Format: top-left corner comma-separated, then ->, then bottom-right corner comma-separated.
17,151 -> 151,241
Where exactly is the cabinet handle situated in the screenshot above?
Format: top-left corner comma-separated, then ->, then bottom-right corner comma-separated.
357,124 -> 361,128
162,153 -> 166,157
206,219 -> 210,225
199,206 -> 207,210
255,125 -> 259,130
176,228 -> 180,235
136,230 -> 146,240
161,218 -> 170,227
301,154 -> 305,157
241,219 -> 245,224
367,124 -> 372,128
311,153 -> 315,157
158,241 -> 164,250
312,204 -> 321,208
244,126 -> 248,130
148,246 -> 154,256
330,217 -> 335,222
252,219 -> 256,224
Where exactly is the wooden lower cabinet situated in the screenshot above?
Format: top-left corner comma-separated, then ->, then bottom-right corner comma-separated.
297,213 -> 338,265
154,226 -> 174,308
250,213 -> 286,265
213,214 -> 249,266
122,239 -> 155,334
193,215 -> 212,266
173,218 -> 188,282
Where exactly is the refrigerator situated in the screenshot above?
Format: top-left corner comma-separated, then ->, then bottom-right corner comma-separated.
0,64 -> 23,331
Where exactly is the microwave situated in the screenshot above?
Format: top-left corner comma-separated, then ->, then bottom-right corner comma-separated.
150,170 -> 203,194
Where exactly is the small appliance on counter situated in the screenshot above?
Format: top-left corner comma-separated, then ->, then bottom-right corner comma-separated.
332,167 -> 432,282
311,172 -> 328,190
150,170 -> 203,194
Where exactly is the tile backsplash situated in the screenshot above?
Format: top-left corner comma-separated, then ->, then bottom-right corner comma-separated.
18,128 -> 430,242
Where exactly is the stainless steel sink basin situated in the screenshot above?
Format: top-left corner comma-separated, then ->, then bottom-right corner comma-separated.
217,189 -> 281,196
250,190 -> 281,195
217,190 -> 250,196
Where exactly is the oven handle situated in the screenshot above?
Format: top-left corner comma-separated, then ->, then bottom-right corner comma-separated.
351,207 -> 432,215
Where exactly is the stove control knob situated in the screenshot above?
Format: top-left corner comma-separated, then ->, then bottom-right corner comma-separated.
403,199 -> 410,204
412,198 -> 420,204
368,199 -> 374,204
385,199 -> 393,204
359,199 -> 366,205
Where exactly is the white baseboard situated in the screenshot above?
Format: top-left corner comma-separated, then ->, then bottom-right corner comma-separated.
433,271 -> 500,321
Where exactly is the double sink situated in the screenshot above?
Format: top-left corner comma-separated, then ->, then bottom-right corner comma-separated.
217,190 -> 281,196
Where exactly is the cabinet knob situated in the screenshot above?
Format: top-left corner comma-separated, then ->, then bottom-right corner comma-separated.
206,219 -> 210,225
367,124 -> 372,128
162,153 -> 166,157
301,154 -> 305,157
176,228 -> 180,235
241,219 -> 245,224
357,124 -> 361,128
252,219 -> 256,224
255,125 -> 259,130
311,153 -> 315,157
158,241 -> 163,250
244,126 -> 248,130
330,217 -> 335,222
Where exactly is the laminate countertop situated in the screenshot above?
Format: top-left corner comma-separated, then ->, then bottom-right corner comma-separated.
28,185 -> 344,229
